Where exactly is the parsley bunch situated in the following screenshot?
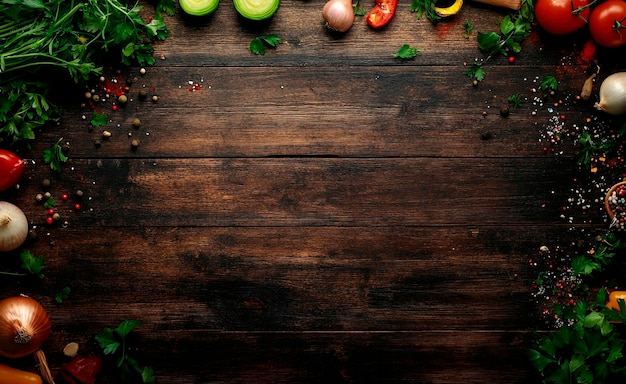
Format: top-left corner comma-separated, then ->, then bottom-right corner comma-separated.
0,0 -> 174,144
96,320 -> 155,384
529,289 -> 626,384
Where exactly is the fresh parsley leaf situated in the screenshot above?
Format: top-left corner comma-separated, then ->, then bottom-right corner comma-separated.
410,0 -> 440,23
353,0 -> 367,16
156,0 -> 177,16
508,94 -> 522,108
463,20 -> 474,39
19,250 -> 45,278
96,320 -> 153,384
43,196 -> 56,209
463,63 -> 485,82
42,137 -> 68,173
393,44 -> 420,59
250,34 -> 282,55
55,287 -> 71,304
91,111 -> 108,127
540,75 -> 558,91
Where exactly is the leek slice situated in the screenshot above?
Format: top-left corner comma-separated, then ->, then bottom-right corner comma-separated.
179,0 -> 219,16
233,0 -> 279,20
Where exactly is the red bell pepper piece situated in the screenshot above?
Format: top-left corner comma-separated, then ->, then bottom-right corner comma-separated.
365,0 -> 398,28
60,355 -> 103,384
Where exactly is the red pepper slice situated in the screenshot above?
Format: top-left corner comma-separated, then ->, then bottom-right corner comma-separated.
60,355 -> 103,384
365,0 -> 398,28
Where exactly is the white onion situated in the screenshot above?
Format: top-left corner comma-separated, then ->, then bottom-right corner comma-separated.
0,201 -> 28,252
594,72 -> 626,116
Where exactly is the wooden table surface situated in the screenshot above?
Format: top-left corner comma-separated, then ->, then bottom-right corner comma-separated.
2,1 -> 626,383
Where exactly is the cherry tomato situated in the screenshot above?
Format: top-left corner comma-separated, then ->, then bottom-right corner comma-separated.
365,0 -> 398,29
0,149 -> 25,192
535,0 -> 591,35
589,0 -> 626,48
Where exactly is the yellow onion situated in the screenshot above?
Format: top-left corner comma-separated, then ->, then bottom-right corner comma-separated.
322,0 -> 354,32
0,201 -> 29,252
595,72 -> 626,116
0,296 -> 54,384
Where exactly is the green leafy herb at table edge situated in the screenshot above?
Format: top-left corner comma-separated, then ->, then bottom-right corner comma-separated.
353,0 -> 367,16
463,20 -> 475,39
465,0 -> 534,82
250,34 -> 282,56
529,287 -> 626,384
0,0 -> 174,145
410,0 -> 441,23
96,319 -> 155,384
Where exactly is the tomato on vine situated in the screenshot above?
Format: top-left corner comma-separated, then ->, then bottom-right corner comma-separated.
535,0 -> 592,35
589,0 -> 626,47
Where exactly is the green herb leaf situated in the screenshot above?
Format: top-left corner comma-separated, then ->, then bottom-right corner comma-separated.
19,250 -> 45,278
42,137 -> 68,173
96,327 -> 121,355
463,20 -> 474,39
91,111 -> 108,127
463,63 -> 485,82
55,287 -> 71,304
250,34 -> 282,55
540,75 -> 558,91
353,0 -> 367,16
393,44 -> 420,59
508,94 -> 522,108
410,0 -> 440,23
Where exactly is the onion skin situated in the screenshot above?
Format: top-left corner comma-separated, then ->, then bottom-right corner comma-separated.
322,0 -> 355,32
594,72 -> 626,115
0,201 -> 29,252
0,296 -> 51,359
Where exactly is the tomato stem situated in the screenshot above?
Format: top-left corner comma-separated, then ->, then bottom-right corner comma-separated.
570,0 -> 597,21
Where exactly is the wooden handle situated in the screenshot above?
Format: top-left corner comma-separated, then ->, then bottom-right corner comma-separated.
470,0 -> 521,10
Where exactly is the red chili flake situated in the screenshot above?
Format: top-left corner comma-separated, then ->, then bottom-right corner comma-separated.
580,39 -> 596,63
112,104 -> 118,111
508,56 -> 515,64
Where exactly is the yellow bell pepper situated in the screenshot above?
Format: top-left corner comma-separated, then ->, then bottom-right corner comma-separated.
607,291 -> 626,311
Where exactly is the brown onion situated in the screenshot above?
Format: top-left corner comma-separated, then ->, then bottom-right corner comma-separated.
0,296 -> 55,383
0,295 -> 51,359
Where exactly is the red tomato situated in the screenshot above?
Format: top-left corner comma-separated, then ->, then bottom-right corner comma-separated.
535,0 -> 592,35
589,0 -> 626,48
366,0 -> 398,29
0,149 -> 25,192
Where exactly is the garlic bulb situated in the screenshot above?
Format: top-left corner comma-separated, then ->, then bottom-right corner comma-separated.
594,72 -> 626,116
0,201 -> 28,252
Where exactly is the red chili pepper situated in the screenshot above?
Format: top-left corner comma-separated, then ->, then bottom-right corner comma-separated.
365,0 -> 398,29
60,355 -> 103,384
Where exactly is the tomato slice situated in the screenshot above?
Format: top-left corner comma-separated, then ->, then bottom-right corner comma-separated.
366,0 -> 398,28
0,149 -> 25,193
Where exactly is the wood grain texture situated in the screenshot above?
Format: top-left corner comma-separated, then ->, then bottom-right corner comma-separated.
0,0 -> 613,382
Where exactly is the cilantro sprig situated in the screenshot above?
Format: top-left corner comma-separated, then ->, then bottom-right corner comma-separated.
96,320 -> 154,384
250,34 -> 282,56
0,250 -> 45,279
410,0 -> 440,23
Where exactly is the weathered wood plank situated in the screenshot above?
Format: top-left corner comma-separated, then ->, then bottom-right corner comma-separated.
8,156 -> 584,227
29,65 -> 595,159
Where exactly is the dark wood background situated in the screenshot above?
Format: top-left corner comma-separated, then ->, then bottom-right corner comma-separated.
2,0 -> 625,382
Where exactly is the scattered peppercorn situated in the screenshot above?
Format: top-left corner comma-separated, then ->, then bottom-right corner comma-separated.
44,191 -> 52,199
35,193 -> 43,202
132,118 -> 141,128
481,132 -> 493,140
500,105 -> 510,117
131,139 -> 140,150
75,189 -> 84,198
102,130 -> 111,139
138,90 -> 148,100
84,92 -> 92,100
42,178 -> 51,188
52,212 -> 61,221
152,95 -> 159,102
94,139 -> 101,148
92,94 -> 100,102
118,94 -> 128,104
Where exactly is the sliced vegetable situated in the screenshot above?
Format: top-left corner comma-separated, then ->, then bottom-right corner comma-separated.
0,363 -> 42,384
607,291 -> 626,311
434,0 -> 463,17
60,355 -> 103,384
179,0 -> 219,16
0,201 -> 28,252
0,149 -> 25,193
233,0 -> 280,20
366,0 -> 398,28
